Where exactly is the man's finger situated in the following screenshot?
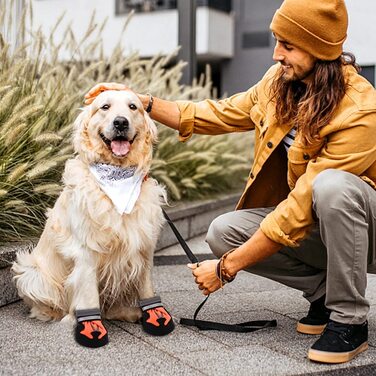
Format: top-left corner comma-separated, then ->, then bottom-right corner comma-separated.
84,84 -> 103,98
84,97 -> 95,105
84,83 -> 129,102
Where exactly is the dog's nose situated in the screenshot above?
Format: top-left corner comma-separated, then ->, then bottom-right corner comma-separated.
113,116 -> 129,132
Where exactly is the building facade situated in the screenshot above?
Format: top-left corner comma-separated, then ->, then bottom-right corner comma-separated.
7,0 -> 376,94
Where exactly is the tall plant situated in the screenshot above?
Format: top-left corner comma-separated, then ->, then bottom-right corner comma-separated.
0,3 -> 252,243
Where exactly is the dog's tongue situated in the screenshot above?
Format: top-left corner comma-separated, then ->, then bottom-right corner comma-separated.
111,140 -> 130,157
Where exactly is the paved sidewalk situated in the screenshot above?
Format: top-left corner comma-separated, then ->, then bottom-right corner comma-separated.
1,235 -> 376,375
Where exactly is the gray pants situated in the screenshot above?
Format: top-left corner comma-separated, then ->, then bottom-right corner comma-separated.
206,169 -> 376,324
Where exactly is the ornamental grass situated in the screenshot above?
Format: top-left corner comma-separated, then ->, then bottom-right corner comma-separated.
0,3 -> 252,243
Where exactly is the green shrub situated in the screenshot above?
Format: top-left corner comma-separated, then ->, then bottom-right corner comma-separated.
0,5 -> 252,243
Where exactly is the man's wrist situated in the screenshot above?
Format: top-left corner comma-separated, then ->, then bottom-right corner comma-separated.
138,94 -> 150,111
224,249 -> 242,277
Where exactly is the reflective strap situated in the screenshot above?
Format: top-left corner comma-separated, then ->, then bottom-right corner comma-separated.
77,315 -> 102,323
140,302 -> 163,312
75,308 -> 101,322
139,295 -> 162,310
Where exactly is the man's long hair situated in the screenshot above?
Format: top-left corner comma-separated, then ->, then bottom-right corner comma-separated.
269,52 -> 359,145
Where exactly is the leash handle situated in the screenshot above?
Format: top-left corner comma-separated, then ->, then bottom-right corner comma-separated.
180,294 -> 277,332
180,317 -> 277,332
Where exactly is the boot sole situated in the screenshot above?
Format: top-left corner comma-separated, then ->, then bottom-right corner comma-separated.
308,342 -> 368,364
296,322 -> 326,335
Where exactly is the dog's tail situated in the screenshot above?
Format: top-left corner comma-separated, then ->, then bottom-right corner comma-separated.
12,251 -> 66,320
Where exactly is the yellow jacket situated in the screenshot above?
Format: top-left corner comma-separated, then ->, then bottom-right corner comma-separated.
176,64 -> 376,247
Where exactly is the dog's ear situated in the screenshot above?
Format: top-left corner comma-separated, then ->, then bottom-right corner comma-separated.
144,112 -> 158,143
73,107 -> 91,154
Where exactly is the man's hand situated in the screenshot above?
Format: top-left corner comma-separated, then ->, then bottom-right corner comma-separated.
188,260 -> 222,295
186,229 -> 282,296
84,82 -> 129,105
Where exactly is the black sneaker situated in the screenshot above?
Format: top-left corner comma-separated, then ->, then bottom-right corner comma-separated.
308,320 -> 368,363
297,295 -> 331,335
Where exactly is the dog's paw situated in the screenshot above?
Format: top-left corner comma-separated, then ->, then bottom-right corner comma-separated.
104,306 -> 142,322
74,308 -> 109,348
29,305 -> 63,322
75,319 -> 109,348
60,314 -> 76,327
124,307 -> 142,323
139,296 -> 175,336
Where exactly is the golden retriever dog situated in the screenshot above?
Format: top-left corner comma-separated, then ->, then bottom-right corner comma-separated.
12,90 -> 168,339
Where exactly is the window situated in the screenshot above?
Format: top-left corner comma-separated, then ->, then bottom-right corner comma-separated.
116,0 -> 177,14
197,0 -> 232,13
115,0 -> 232,14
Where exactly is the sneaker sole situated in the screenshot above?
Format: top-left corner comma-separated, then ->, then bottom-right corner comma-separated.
296,322 -> 326,335
308,342 -> 368,364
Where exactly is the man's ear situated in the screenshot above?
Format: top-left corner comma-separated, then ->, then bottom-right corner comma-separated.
144,112 -> 158,143
73,107 -> 91,154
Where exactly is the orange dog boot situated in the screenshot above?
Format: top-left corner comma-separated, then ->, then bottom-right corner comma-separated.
139,296 -> 175,336
75,308 -> 109,348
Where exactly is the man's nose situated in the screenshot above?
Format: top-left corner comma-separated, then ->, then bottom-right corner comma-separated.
113,116 -> 129,132
272,42 -> 284,62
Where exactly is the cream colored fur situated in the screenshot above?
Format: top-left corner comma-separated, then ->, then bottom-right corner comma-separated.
12,90 -> 166,324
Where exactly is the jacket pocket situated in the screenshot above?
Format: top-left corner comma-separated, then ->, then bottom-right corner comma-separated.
287,140 -> 325,188
250,105 -> 268,139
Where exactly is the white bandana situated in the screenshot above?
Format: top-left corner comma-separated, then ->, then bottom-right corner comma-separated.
89,163 -> 145,215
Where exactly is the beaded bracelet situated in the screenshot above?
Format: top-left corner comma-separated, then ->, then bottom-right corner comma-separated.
216,248 -> 237,287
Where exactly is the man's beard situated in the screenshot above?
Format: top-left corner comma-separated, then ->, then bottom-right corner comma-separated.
281,64 -> 315,82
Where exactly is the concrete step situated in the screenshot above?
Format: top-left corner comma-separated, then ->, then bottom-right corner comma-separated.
0,193 -> 239,307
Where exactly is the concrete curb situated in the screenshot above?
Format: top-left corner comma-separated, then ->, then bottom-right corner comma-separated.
0,193 -> 240,307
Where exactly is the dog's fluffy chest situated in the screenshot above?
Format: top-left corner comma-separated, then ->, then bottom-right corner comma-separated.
56,158 -> 165,254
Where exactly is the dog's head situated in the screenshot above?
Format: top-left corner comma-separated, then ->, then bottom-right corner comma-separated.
73,90 -> 157,169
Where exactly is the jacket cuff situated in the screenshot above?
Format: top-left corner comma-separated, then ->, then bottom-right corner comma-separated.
259,213 -> 300,248
176,100 -> 195,142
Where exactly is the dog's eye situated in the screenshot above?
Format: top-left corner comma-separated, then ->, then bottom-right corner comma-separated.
129,103 -> 137,111
101,104 -> 110,110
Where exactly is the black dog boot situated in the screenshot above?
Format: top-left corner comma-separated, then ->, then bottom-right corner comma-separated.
139,296 -> 175,336
75,308 -> 109,348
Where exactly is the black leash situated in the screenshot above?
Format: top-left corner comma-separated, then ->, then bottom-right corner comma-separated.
162,209 -> 277,332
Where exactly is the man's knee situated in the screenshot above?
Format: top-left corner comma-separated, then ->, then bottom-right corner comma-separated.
206,209 -> 268,258
312,169 -> 363,216
206,214 -> 233,259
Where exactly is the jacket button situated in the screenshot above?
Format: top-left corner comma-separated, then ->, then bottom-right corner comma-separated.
267,141 -> 273,148
250,173 -> 254,179
303,153 -> 310,160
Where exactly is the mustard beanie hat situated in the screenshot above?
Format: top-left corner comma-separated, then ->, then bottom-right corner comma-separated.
270,0 -> 348,61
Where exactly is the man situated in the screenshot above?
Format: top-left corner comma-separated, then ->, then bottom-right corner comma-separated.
85,0 -> 376,364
